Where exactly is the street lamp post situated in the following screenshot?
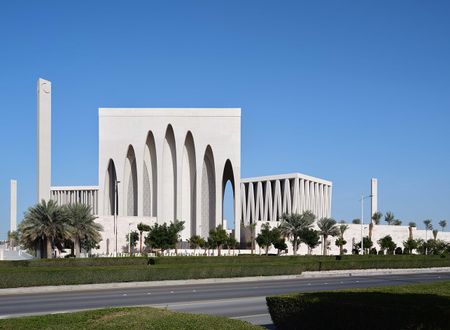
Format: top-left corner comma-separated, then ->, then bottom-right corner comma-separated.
360,194 -> 372,255
114,179 -> 120,257
128,222 -> 132,255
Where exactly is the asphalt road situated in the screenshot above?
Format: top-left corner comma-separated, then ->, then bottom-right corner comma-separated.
0,272 -> 449,328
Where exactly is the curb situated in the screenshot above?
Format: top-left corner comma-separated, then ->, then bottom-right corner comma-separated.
1,267 -> 449,296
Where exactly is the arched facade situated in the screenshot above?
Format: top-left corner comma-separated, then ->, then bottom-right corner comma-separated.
201,145 -> 216,237
162,125 -> 177,223
181,131 -> 196,238
143,131 -> 157,217
124,145 -> 138,216
104,159 -> 117,215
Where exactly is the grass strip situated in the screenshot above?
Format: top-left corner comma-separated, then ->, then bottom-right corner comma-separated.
0,306 -> 262,330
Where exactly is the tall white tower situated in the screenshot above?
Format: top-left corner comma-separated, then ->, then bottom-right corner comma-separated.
371,178 -> 378,217
10,180 -> 17,232
37,78 -> 51,202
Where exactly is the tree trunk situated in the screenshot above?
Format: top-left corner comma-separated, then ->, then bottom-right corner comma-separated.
139,232 -> 143,254
339,244 -> 343,256
409,227 -> 413,240
265,246 -> 269,256
369,223 -> 373,240
323,235 -> 327,255
293,238 -> 297,256
74,237 -> 80,258
46,238 -> 53,259
218,245 -> 221,256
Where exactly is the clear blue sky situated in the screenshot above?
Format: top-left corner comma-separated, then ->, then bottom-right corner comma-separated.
1,1 -> 450,239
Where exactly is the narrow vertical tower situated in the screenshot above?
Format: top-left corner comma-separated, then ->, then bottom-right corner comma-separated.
371,178 -> 378,217
37,78 -> 51,202
10,180 -> 17,232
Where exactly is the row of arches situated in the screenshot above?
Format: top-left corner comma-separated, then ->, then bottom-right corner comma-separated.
103,125 -> 237,239
241,178 -> 332,224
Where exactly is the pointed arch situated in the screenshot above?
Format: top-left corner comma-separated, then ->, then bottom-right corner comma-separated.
162,124 -> 177,222
143,131 -> 157,217
222,159 -> 236,231
201,145 -> 216,237
182,131 -> 196,238
124,145 -> 138,216
104,159 -> 117,215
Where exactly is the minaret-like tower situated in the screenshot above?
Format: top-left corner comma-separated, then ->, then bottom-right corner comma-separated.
10,179 -> 17,232
37,78 -> 51,202
371,178 -> 378,218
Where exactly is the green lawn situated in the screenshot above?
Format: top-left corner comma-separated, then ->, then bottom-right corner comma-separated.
266,280 -> 450,330
0,307 -> 262,330
0,254 -> 449,288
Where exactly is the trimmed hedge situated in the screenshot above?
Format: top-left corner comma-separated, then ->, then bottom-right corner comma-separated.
266,281 -> 450,330
0,255 -> 449,288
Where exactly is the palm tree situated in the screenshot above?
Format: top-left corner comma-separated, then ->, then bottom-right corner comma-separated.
137,222 -> 151,254
423,219 -> 432,254
439,220 -> 447,232
317,218 -> 340,255
279,211 -> 315,255
432,229 -> 438,240
384,212 -> 395,225
65,203 -> 103,258
371,212 -> 383,225
19,200 -> 69,258
369,211 -> 383,240
408,222 -> 416,240
336,224 -> 349,255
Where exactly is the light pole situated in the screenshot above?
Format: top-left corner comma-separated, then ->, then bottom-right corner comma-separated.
114,179 -> 120,257
360,194 -> 372,255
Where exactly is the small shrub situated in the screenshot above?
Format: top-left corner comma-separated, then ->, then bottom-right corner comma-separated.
395,247 -> 403,255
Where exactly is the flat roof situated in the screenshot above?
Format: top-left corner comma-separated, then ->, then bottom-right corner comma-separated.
241,173 -> 332,186
99,108 -> 241,117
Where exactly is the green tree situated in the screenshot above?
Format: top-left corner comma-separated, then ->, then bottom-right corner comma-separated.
378,235 -> 397,254
384,212 -> 395,225
393,219 -> 402,226
403,238 -> 418,254
208,225 -> 229,256
126,230 -> 139,255
301,228 -> 321,255
423,219 -> 433,254
439,220 -> 447,232
317,218 -> 339,255
65,203 -> 102,258
432,229 -> 438,240
137,223 -> 151,254
371,211 -> 383,225
356,236 -> 373,254
226,235 -> 238,255
188,235 -> 203,251
169,220 -> 185,255
145,223 -> 173,253
352,218 -> 361,224
256,223 -> 273,255
7,231 -> 19,248
19,200 -> 69,258
279,211 -> 315,255
408,222 -> 416,240
335,237 -> 347,255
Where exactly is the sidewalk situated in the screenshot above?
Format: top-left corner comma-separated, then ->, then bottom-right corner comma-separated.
1,267 -> 449,296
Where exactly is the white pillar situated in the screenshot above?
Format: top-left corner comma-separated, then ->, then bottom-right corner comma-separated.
371,178 -> 378,217
37,78 -> 52,202
10,180 -> 17,232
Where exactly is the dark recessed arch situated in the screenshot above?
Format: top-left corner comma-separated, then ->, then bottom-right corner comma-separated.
162,124 -> 177,222
104,159 -> 117,215
124,145 -> 138,216
143,131 -> 157,217
182,131 -> 196,237
201,145 -> 216,237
